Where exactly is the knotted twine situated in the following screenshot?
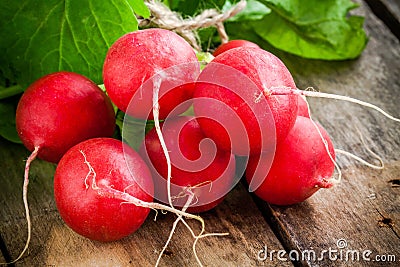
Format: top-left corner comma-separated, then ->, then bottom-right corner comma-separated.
138,0 -> 247,51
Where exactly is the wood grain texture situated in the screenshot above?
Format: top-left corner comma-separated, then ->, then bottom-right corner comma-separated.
365,0 -> 400,39
1,1 -> 400,266
384,0 -> 400,19
0,253 -> 5,265
0,137 -> 291,266
252,1 -> 400,266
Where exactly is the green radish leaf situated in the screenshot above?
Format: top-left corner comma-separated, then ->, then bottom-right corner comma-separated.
117,110 -> 152,151
0,0 -> 145,89
168,0 -> 226,16
224,0 -> 270,22
254,0 -> 368,60
168,0 -> 201,16
0,101 -> 21,143
127,0 -> 151,18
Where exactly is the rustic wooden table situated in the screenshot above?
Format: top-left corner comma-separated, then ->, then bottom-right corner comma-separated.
1,1 -> 399,266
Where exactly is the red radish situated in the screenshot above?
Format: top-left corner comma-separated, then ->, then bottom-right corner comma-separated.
13,71 -> 115,262
103,28 -> 200,120
16,71 -> 115,163
139,116 -> 236,213
297,95 -> 310,117
54,137 -> 219,266
193,47 -> 298,156
213,39 -> 260,57
54,138 -> 154,241
246,116 -> 335,205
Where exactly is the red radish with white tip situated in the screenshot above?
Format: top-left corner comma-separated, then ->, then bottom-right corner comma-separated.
54,137 -> 220,265
246,116 -> 336,205
54,138 -> 154,242
13,71 -> 115,262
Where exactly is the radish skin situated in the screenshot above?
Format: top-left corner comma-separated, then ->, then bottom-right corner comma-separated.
54,138 -> 153,242
194,47 -> 298,156
139,116 -> 236,213
213,39 -> 260,57
12,71 -> 115,262
103,28 -> 200,120
246,116 -> 336,205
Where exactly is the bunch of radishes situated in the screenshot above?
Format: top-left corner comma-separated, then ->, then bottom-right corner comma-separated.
14,28 -> 390,263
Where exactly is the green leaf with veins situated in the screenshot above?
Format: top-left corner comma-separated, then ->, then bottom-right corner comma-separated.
127,0 -> 151,18
0,0 -> 145,89
254,0 -> 368,60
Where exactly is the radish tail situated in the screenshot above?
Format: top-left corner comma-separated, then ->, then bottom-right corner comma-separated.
10,146 -> 39,264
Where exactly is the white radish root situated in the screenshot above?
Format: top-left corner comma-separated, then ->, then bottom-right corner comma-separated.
335,126 -> 384,170
80,145 -> 226,267
283,87 -> 396,184
150,73 -> 228,266
1,146 -> 40,265
269,87 -> 400,123
80,150 -> 204,223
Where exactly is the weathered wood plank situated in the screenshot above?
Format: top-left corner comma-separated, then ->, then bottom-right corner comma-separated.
0,137 -> 291,266
254,164 -> 400,266
1,1 -> 399,267
384,0 -> 400,20
0,232 -> 10,264
251,1 -> 400,266
0,252 -> 6,265
365,0 -> 400,40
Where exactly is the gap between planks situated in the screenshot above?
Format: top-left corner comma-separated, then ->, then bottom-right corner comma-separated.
364,0 -> 400,40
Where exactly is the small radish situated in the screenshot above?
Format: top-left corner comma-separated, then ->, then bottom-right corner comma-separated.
246,116 -> 335,205
103,28 -> 200,120
54,138 -> 154,242
16,71 -> 116,163
13,71 -> 115,262
297,95 -> 310,117
139,116 -> 236,213
213,39 -> 260,57
193,47 -> 298,156
54,137 -> 222,265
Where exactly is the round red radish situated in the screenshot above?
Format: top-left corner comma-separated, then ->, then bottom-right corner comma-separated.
193,47 -> 298,156
213,39 -> 260,57
54,138 -> 154,242
246,116 -> 335,206
16,71 -> 115,163
139,116 -> 236,213
297,95 -> 310,117
14,71 -> 116,261
103,28 -> 200,120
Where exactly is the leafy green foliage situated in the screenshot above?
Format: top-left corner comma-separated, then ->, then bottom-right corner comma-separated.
223,0 -> 270,22
0,0 -> 148,143
0,0 -> 368,144
0,0 -> 148,90
0,101 -> 21,143
127,0 -> 151,18
199,0 -> 368,60
117,111 -> 155,151
168,0 -> 226,16
253,0 -> 368,60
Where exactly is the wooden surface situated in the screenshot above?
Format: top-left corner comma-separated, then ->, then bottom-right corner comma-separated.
1,0 -> 400,266
365,0 -> 400,39
0,139 -> 290,267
